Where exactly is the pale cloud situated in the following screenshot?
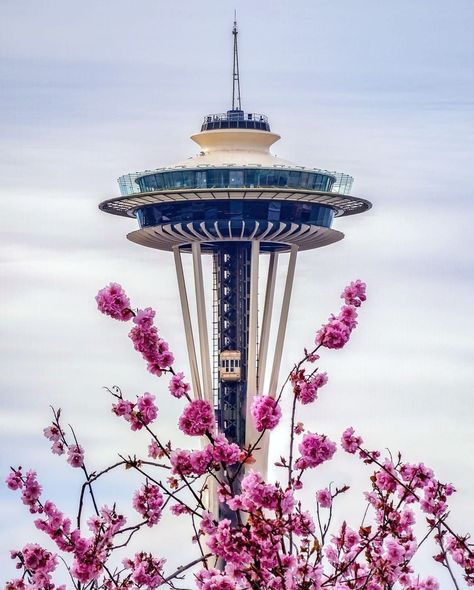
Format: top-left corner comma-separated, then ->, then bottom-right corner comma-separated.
1,0 -> 473,586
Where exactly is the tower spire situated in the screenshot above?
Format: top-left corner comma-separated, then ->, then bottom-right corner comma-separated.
232,12 -> 242,111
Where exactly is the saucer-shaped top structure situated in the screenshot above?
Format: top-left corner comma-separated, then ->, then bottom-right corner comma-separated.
99,109 -> 371,253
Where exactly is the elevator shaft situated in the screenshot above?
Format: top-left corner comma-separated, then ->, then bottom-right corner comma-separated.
213,243 -> 251,447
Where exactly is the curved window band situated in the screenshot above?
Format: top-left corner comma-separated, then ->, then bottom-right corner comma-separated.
135,200 -> 335,230
136,167 -> 335,193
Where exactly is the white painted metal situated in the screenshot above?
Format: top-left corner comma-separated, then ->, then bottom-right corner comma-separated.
257,252 -> 278,394
104,187 -> 369,218
192,242 -> 213,405
268,244 -> 299,397
202,467 -> 220,520
173,247 -> 202,400
245,241 -> 260,449
248,246 -> 298,480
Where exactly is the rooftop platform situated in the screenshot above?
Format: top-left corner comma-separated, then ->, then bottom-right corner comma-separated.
201,110 -> 270,132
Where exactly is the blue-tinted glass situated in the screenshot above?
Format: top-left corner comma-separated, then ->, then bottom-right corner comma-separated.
136,168 -> 335,193
135,200 -> 334,231
229,171 -> 244,187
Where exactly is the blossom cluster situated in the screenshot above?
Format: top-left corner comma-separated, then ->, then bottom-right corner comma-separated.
291,368 -> 328,405
6,468 -> 128,586
6,468 -> 42,513
133,483 -> 164,526
250,395 -> 282,432
169,371 -> 191,399
112,392 -> 158,430
95,282 -> 133,321
8,544 -> 61,590
315,280 -> 366,349
123,553 -> 165,589
295,432 -> 337,470
5,280 -> 474,590
129,307 -> 174,376
170,433 -> 240,477
178,399 -> 215,436
43,419 -> 85,468
96,284 -> 174,377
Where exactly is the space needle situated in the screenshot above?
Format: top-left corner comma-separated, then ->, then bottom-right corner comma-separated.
99,19 -> 371,517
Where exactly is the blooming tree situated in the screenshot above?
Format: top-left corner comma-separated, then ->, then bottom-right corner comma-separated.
5,281 -> 474,590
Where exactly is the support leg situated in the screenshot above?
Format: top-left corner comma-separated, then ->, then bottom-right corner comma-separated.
192,242 -> 213,405
257,252 -> 278,394
173,246 -> 202,400
245,240 -> 260,450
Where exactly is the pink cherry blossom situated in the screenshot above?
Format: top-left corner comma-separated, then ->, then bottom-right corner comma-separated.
148,440 -> 161,459
251,395 -> 281,432
316,488 -> 332,508
290,510 -> 316,536
228,471 -> 279,512
338,304 -> 358,329
197,570 -> 236,590
385,537 -> 405,566
133,307 -> 155,328
5,469 -> 23,491
374,460 -> 398,493
129,309 -> 174,377
304,348 -> 320,362
178,399 -> 214,436
67,445 -> 84,469
315,316 -> 352,349
112,394 -> 157,431
123,552 -> 165,589
170,504 -> 190,516
43,424 -> 61,442
43,424 -> 66,456
341,426 -> 363,453
211,433 -> 240,465
200,511 -> 217,535
112,398 -> 133,419
9,544 -> 58,588
21,470 -> 42,513
137,392 -> 158,425
34,500 -> 73,550
95,283 -> 133,321
189,448 -> 214,475
133,484 -> 164,526
170,449 -> 194,476
293,371 -> 328,405
341,279 -> 367,307
344,527 -> 360,549
295,433 -> 336,469
168,372 -> 190,399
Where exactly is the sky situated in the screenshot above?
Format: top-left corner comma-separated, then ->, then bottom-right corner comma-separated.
1,0 -> 473,586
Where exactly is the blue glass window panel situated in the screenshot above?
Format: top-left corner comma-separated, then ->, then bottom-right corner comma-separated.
135,200 -> 334,230
229,171 -> 244,187
136,168 -> 335,193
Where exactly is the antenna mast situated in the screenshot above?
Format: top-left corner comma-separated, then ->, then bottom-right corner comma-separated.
232,13 -> 242,111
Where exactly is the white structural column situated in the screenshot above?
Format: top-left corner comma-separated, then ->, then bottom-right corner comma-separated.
173,247 -> 202,400
257,252 -> 278,394
245,240 -> 260,449
247,246 -> 298,481
268,244 -> 299,397
191,242 -> 213,405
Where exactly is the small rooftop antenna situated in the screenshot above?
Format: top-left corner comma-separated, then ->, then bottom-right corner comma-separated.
232,12 -> 242,111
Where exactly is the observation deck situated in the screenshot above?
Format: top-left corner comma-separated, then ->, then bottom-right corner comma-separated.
201,110 -> 270,132
99,110 -> 371,253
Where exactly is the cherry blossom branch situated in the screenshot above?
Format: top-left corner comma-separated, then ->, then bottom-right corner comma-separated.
120,456 -> 204,518
436,524 -> 461,590
162,554 -> 212,583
